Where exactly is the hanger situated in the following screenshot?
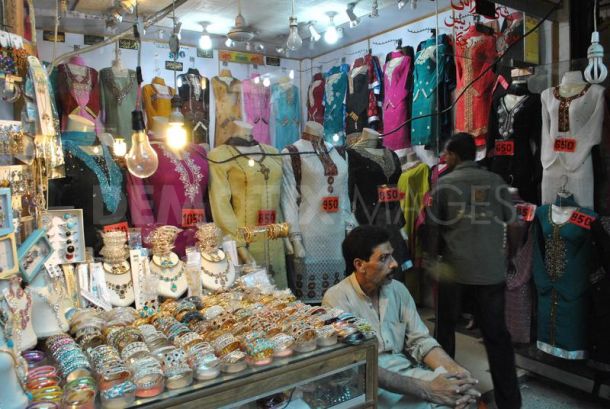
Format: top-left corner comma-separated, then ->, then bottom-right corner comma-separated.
554,176 -> 579,208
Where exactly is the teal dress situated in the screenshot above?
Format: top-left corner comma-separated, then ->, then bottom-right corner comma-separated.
411,35 -> 455,148
532,205 -> 598,359
323,64 -> 349,145
271,83 -> 301,150
99,68 -> 138,145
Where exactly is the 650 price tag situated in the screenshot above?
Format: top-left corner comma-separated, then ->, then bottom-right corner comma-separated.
554,138 -> 577,153
495,140 -> 515,156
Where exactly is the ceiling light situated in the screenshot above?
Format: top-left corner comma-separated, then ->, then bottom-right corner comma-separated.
308,22 -> 321,42
397,0 -> 406,9
263,77 -> 271,87
289,69 -> 295,80
346,2 -> 360,28
225,37 -> 233,47
199,22 -> 212,50
324,11 -> 339,45
276,47 -> 285,54
255,42 -> 265,52
286,0 -> 302,51
119,0 -> 137,14
370,0 -> 379,17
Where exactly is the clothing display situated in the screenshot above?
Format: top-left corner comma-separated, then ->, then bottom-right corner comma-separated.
411,35 -> 455,148
243,73 -> 271,144
271,81 -> 301,150
345,64 -> 370,134
211,73 -> 242,147
99,68 -> 138,144
397,162 -> 430,261
306,73 -> 325,124
383,50 -> 413,151
208,142 -> 287,288
540,83 -> 605,209
177,69 -> 210,145
281,137 -> 356,302
323,64 -> 349,145
454,26 -> 497,147
353,54 -> 384,131
141,77 -> 175,131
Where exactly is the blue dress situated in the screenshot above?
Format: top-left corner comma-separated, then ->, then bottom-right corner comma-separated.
271,83 -> 301,150
323,64 -> 349,145
411,35 -> 455,148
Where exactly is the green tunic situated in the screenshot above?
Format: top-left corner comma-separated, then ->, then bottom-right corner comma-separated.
99,68 -> 138,145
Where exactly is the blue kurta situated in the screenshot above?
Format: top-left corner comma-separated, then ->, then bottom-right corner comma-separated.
323,64 -> 349,146
271,83 -> 301,150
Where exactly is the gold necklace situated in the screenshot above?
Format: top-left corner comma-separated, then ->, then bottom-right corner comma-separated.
201,254 -> 231,288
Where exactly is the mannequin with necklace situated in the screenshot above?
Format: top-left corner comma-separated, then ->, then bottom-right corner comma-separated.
0,276 -> 37,354
52,55 -> 103,133
196,223 -> 236,291
0,329 -> 29,409
29,271 -> 70,338
208,121 -> 287,288
100,231 -> 134,307
48,117 -> 127,254
347,128 -> 410,282
148,226 -> 187,298
178,68 -> 210,145
126,120 -> 209,258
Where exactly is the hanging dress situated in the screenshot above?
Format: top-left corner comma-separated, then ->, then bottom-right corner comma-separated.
99,68 -> 138,145
383,51 -> 412,151
177,70 -> 210,145
346,64 -> 370,134
353,54 -> 384,131
271,82 -> 301,151
243,73 -> 271,144
211,76 -> 242,147
323,64 -> 349,146
307,73 -> 325,124
142,77 -> 175,131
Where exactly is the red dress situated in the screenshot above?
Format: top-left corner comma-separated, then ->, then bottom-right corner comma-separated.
54,64 -> 102,133
307,73 -> 325,124
454,26 -> 497,147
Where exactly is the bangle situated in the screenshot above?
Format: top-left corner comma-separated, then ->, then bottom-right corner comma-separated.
62,389 -> 95,409
100,380 -> 136,400
213,333 -> 240,357
120,342 -> 149,362
22,350 -> 46,367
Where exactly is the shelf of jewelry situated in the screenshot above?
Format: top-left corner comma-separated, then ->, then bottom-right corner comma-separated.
43,209 -> 86,264
131,339 -> 378,409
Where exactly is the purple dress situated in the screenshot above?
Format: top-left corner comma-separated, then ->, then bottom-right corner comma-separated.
126,143 -> 209,257
383,50 -> 412,150
243,73 -> 271,144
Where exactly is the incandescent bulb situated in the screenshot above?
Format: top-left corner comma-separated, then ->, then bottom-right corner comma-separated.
289,69 -> 295,80
286,17 -> 303,51
225,37 -> 233,47
248,159 -> 255,167
254,76 -> 260,84
199,33 -> 212,50
126,111 -> 159,178
113,138 -> 127,157
324,26 -> 339,44
167,122 -> 187,150
309,24 -> 321,42
332,133 -> 340,142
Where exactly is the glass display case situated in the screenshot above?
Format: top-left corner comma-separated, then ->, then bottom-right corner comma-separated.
132,339 -> 378,409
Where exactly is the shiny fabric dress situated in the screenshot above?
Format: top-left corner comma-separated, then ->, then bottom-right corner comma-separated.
99,68 -> 138,145
411,35 -> 455,148
454,27 -> 497,147
346,64 -> 369,134
271,83 -> 301,151
53,64 -> 103,132
208,143 -> 287,288
243,73 -> 271,144
383,51 -> 413,151
281,138 -> 356,303
306,73 -> 325,124
211,76 -> 242,147
126,143 -> 209,258
324,64 -> 349,145
142,77 -> 175,131
177,70 -> 210,145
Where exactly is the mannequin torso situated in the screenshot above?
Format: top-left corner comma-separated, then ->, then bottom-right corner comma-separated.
551,204 -> 577,224
29,273 -> 69,337
559,71 -> 587,97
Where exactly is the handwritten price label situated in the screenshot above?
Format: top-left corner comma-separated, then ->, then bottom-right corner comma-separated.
569,211 -> 595,230
378,185 -> 403,203
321,196 -> 339,213
554,138 -> 577,153
181,209 -> 206,228
495,140 -> 515,156
515,203 -> 536,222
257,210 -> 276,226
103,221 -> 129,236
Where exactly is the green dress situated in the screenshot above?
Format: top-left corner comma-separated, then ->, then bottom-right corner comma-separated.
99,68 -> 138,145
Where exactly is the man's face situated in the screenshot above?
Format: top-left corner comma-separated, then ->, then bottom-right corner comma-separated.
355,242 -> 398,289
444,149 -> 459,171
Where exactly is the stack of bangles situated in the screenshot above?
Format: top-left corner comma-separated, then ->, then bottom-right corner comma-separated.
87,345 -> 133,406
120,340 -> 165,398
239,331 -> 275,367
45,335 -> 91,383
26,365 -> 62,406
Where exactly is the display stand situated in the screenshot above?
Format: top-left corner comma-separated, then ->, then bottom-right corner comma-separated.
237,223 -> 289,274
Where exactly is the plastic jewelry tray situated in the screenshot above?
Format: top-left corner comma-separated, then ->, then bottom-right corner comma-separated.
17,228 -> 54,283
0,187 -> 14,236
43,209 -> 86,264
0,232 -> 18,278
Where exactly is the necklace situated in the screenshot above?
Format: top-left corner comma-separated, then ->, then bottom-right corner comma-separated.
65,64 -> 92,100
62,140 -> 123,213
31,287 -> 63,327
201,254 -> 231,288
161,145 -> 203,203
231,145 -> 270,181
103,261 -> 130,275
201,249 -> 226,263
151,261 -> 185,293
105,279 -> 133,300
5,284 -> 32,331
102,69 -> 135,105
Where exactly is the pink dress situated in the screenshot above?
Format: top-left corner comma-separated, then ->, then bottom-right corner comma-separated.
383,51 -> 412,150
242,73 -> 271,144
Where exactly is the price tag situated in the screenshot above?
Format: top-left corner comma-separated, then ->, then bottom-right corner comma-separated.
515,203 -> 536,222
103,221 -> 129,236
569,211 -> 595,230
257,210 -> 277,226
495,140 -> 515,156
378,185 -> 403,203
553,138 -> 577,153
181,209 -> 206,228
321,196 -> 340,213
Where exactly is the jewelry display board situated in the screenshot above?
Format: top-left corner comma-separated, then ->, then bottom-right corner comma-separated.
43,209 -> 86,264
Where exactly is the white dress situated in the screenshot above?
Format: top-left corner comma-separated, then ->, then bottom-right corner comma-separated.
281,139 -> 357,303
540,84 -> 605,208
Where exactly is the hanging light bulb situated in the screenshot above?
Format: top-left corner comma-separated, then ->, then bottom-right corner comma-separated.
324,12 -> 339,45
289,69 -> 295,80
397,0 -> 406,10
126,111 -> 159,178
263,77 -> 271,87
255,42 -> 265,52
585,3 -> 607,84
113,138 -> 127,157
166,96 -> 188,151
225,37 -> 234,47
286,0 -> 302,51
248,159 -> 255,167
119,0 -> 137,14
199,23 -> 212,50
308,22 -> 321,42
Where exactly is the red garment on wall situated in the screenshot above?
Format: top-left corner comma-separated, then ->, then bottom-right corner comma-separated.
454,26 -> 497,147
55,64 -> 102,132
307,73 -> 325,124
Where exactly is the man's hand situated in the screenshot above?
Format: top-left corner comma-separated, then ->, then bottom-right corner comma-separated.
423,372 -> 479,406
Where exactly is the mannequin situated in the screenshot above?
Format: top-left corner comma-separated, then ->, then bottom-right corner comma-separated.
383,48 -> 413,153
111,46 -> 128,78
281,121 -> 357,302
323,64 -> 349,146
178,68 -> 210,145
142,77 -> 175,131
401,150 -> 421,171
0,331 -> 28,409
243,73 -> 271,145
208,121 -> 287,288
197,224 -> 236,291
540,70 -> 605,208
100,231 -> 135,307
0,277 -> 37,353
148,226 -> 187,298
29,272 -> 70,337
271,77 -> 301,150
212,70 -> 242,147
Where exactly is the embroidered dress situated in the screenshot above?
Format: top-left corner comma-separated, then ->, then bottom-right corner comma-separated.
281,138 -> 357,302
345,65 -> 369,134
323,64 -> 349,145
271,82 -> 301,150
211,76 -> 242,147
99,68 -> 137,145
208,143 -> 287,288
177,70 -> 210,145
454,26 -> 497,147
243,73 -> 271,144
353,54 -> 384,130
126,143 -> 209,257
540,84 -> 605,208
383,51 -> 413,151
411,35 -> 455,148
142,77 -> 175,131
306,73 -> 325,124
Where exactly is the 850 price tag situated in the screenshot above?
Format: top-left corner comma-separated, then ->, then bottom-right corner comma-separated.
378,185 -> 403,203
554,138 -> 577,153
569,211 -> 595,230
495,140 -> 515,156
321,196 -> 339,213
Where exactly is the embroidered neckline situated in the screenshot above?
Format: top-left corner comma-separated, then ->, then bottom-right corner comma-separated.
160,145 -> 203,203
352,147 -> 396,180
552,84 -> 591,132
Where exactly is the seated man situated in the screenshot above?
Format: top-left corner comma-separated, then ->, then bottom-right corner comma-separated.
323,225 -> 480,409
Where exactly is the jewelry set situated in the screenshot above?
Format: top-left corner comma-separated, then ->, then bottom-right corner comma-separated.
100,231 -> 133,301
149,226 -> 185,294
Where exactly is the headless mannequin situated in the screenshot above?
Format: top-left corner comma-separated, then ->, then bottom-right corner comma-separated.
66,115 -> 103,157
219,69 -> 234,86
101,232 -> 135,307
199,224 -> 237,291
558,71 -> 587,97
29,273 -> 70,337
67,55 -> 88,78
0,279 -> 37,352
402,150 -> 421,171
0,332 -> 28,409
111,45 -> 128,78
151,251 -> 187,299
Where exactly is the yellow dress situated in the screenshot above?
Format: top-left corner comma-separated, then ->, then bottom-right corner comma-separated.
208,143 -> 287,288
142,77 -> 175,131
211,76 -> 242,147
